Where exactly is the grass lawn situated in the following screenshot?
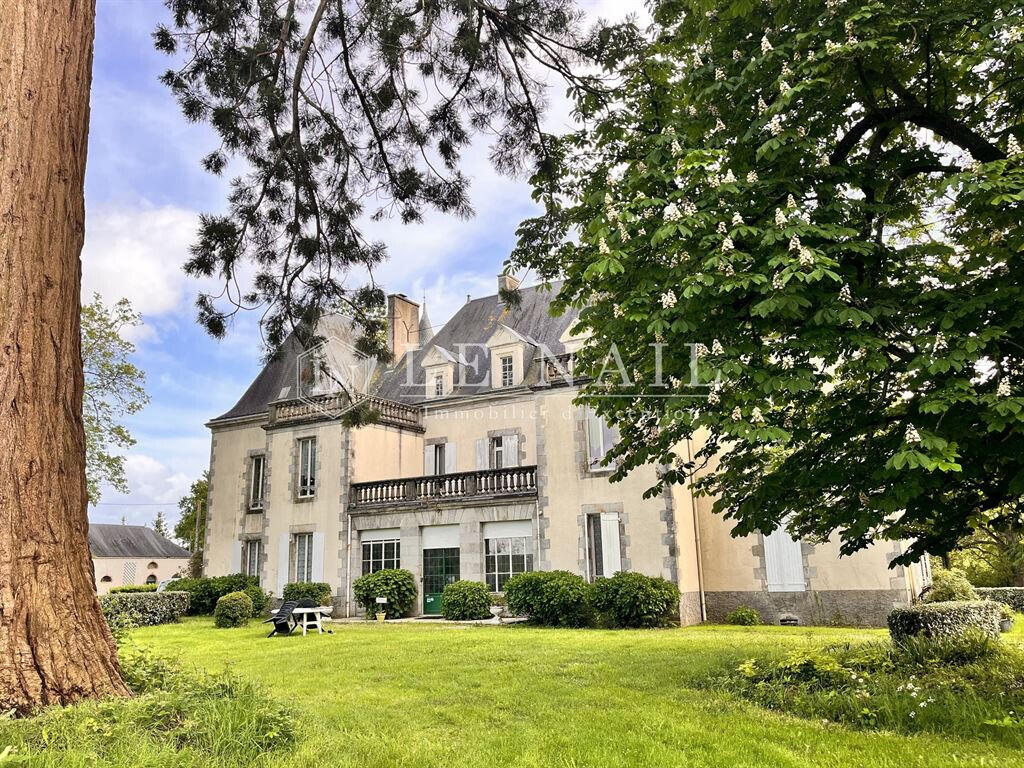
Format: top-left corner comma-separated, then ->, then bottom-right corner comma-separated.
95,618 -> 1024,767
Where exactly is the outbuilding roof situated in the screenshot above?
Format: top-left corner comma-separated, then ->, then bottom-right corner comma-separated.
88,524 -> 192,559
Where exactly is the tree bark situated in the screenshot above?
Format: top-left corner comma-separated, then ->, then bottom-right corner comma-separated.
0,0 -> 129,712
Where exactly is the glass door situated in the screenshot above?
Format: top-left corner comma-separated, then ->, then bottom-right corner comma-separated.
422,547 -> 460,614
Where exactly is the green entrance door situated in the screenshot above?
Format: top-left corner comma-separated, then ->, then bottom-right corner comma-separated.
422,547 -> 460,614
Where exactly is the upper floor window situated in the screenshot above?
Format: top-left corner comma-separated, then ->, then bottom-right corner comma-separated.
249,454 -> 266,509
490,436 -> 505,469
476,434 -> 519,470
585,408 -> 620,471
433,374 -> 445,397
499,355 -> 514,387
297,437 -> 317,498
433,443 -> 446,475
146,561 -> 158,570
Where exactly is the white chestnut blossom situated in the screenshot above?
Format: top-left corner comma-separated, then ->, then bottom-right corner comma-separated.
781,354 -> 794,370
839,284 -> 852,302
722,169 -> 736,184
779,80 -> 791,94
761,35 -> 773,54
598,237 -> 610,254
774,208 -> 788,226
707,390 -> 720,405
722,236 -> 735,252
682,199 -> 697,216
663,203 -> 682,221
750,406 -> 764,424
712,339 -> 725,355
717,221 -> 727,234
932,333 -> 947,353
613,304 -> 625,318
661,290 -> 678,309
731,406 -> 742,421
733,49 -> 742,60
715,68 -> 726,81
1008,135 -> 1022,156
786,194 -> 798,209
798,246 -> 814,267
789,235 -> 801,251
905,425 -> 921,444
715,118 -> 727,133
772,272 -> 785,290
732,212 -> 744,226
694,343 -> 709,358
747,170 -> 758,183
722,262 -> 735,276
997,379 -> 1011,397
757,97 -> 768,114
768,115 -> 784,136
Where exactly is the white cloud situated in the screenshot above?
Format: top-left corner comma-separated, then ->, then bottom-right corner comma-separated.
82,204 -> 200,317
122,454 -> 193,505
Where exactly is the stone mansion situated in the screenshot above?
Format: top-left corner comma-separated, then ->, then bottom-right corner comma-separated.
203,275 -> 928,625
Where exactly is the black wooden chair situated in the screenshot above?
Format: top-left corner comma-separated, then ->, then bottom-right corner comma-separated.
263,600 -> 298,637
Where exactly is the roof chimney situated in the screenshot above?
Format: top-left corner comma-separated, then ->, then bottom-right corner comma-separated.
497,273 -> 521,294
387,293 -> 420,363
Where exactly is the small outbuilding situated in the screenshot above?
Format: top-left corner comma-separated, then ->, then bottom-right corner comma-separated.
89,523 -> 191,595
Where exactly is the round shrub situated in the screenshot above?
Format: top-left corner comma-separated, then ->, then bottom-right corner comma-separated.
281,582 -> 332,606
441,581 -> 492,621
726,606 -> 762,626
505,570 -> 595,628
214,591 -> 254,628
352,569 -> 417,619
888,600 -> 1002,641
169,573 -> 260,615
592,571 -> 680,628
923,569 -> 977,603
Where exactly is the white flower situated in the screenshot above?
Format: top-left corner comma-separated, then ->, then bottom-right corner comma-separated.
768,115 -> 784,136
751,406 -> 764,424
761,35 -> 773,54
747,170 -> 758,183
663,203 -> 682,221
786,194 -> 797,209
638,227 -> 646,237
598,237 -> 610,254
825,39 -> 841,55
717,221 -> 727,234
613,304 -> 624,318
712,339 -> 725,355
671,140 -> 683,155
818,153 -> 830,167
997,379 -> 1011,397
781,64 -> 793,78
708,389 -> 720,405
687,104 -> 698,117
905,425 -> 921,444
772,272 -> 785,290
694,343 -> 709,358
722,169 -> 736,184
722,236 -> 735,252
839,284 -> 852,302
682,199 -> 697,216
715,118 -> 727,133
932,333 -> 947,353
789,235 -> 801,252
731,406 -> 742,421
757,97 -> 768,114
715,68 -> 726,81
775,208 -> 788,226
661,290 -> 678,309
1009,135 -> 1022,157
781,354 -> 794,370
732,212 -> 744,226
779,80 -> 791,94
798,246 -> 814,267
733,49 -> 742,61
722,262 -> 735,276
693,52 -> 703,67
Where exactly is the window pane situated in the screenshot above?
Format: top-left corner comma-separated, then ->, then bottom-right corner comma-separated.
487,573 -> 497,591
495,538 -> 509,555
485,539 -> 495,556
511,554 -> 525,573
511,537 -> 524,555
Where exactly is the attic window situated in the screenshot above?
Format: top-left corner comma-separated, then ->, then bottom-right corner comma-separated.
433,374 -> 444,397
500,355 -> 514,387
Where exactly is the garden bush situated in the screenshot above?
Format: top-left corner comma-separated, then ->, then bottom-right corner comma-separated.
100,591 -> 189,628
109,583 -> 158,594
726,606 -> 762,626
592,571 -> 680,628
282,581 -> 333,606
352,569 -> 417,619
505,570 -> 595,628
214,591 -> 254,628
977,587 -> 1024,613
244,584 -> 270,615
888,600 -> 1003,641
440,580 -> 492,620
168,573 -> 260,615
922,569 -> 977,603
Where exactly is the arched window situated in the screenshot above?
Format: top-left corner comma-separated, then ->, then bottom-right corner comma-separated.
100,575 -> 112,583
146,574 -> 157,584
147,561 -> 158,570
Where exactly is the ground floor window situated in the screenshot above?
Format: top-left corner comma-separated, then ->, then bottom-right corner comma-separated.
146,574 -> 157,584
244,539 -> 262,582
293,533 -> 313,583
485,536 -> 534,592
362,539 -> 400,575
586,511 -> 622,581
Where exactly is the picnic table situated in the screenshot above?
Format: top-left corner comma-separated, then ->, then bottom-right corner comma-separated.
291,605 -> 333,636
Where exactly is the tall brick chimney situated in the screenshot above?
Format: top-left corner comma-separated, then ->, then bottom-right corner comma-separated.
387,293 -> 420,362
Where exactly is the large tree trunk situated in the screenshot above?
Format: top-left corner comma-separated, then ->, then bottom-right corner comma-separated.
0,0 -> 129,712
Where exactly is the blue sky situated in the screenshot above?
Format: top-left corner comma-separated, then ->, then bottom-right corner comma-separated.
85,0 -> 639,530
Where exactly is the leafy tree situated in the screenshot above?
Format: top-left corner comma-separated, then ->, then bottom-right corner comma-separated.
511,0 -> 1024,565
153,510 -> 170,538
175,471 -> 210,552
951,511 -> 1024,586
154,0 -> 629,358
81,294 -> 149,503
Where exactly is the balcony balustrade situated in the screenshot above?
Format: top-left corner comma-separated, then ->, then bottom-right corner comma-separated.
350,465 -> 538,509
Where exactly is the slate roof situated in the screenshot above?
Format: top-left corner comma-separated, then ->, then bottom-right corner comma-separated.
89,524 -> 192,559
209,282 -> 578,422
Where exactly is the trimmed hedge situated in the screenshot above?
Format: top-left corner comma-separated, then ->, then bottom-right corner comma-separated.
244,584 -> 270,616
923,569 -> 977,603
888,600 -> 1003,641
168,573 -> 260,615
109,583 -> 158,594
214,591 -> 254,628
592,571 -> 680,628
505,571 -> 595,628
352,569 -> 417,619
100,591 -> 189,627
977,587 -> 1024,613
282,582 -> 333,606
441,581 -> 492,621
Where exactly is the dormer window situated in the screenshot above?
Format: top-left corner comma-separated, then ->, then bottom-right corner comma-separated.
420,345 -> 465,399
500,355 -> 514,388
434,374 -> 444,397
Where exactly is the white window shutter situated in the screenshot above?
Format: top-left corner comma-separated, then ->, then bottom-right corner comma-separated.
311,532 -> 325,583
475,438 -> 488,470
230,541 -> 242,573
586,409 -> 604,468
504,434 -> 520,467
276,533 -> 290,596
599,511 -> 621,576
763,529 -> 805,592
423,444 -> 435,475
445,443 -> 456,473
